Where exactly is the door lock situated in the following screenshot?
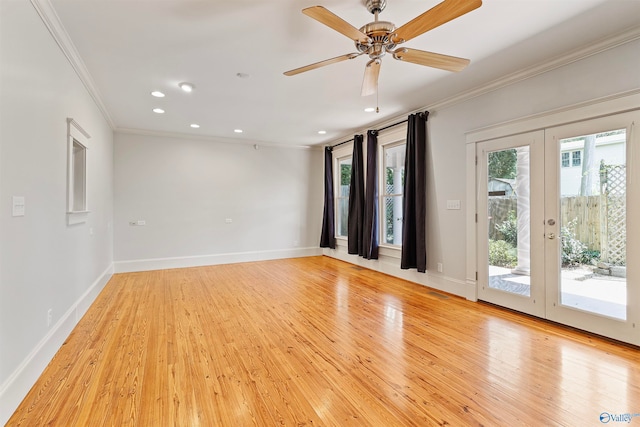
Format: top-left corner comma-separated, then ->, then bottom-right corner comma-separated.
547,219 -> 556,226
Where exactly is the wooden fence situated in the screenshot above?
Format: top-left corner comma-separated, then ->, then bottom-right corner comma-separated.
488,195 -> 601,251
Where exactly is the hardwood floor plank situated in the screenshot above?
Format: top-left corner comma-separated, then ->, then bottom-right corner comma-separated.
7,256 -> 640,426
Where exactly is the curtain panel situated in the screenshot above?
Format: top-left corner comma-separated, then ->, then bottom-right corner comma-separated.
348,135 -> 365,255
319,146 -> 336,249
401,112 -> 429,272
362,130 -> 379,259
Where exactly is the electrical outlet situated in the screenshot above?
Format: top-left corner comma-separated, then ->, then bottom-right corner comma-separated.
437,263 -> 443,273
47,309 -> 52,327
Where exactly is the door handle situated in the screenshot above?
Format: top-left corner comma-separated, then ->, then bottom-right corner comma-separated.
547,232 -> 556,240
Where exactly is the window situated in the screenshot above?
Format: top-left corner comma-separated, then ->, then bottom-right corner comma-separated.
561,152 -> 570,168
70,139 -> 87,211
572,150 -> 581,167
381,142 -> 405,245
67,118 -> 90,224
335,155 -> 352,237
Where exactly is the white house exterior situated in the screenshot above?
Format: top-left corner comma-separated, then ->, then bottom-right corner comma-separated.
560,132 -> 626,196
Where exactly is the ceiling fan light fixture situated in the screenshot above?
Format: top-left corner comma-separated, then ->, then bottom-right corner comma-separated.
178,82 -> 194,92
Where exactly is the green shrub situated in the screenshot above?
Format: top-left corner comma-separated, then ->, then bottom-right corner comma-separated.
580,250 -> 601,265
489,239 -> 517,268
495,211 -> 518,246
560,218 -> 599,267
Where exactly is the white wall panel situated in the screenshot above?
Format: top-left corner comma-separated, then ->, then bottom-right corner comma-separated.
114,133 -> 323,267
0,2 -> 114,423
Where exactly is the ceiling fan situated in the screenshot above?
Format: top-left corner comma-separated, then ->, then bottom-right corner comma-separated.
284,0 -> 482,96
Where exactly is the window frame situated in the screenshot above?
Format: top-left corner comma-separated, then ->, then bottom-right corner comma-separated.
377,124 -> 408,249
66,118 -> 90,225
333,144 -> 353,240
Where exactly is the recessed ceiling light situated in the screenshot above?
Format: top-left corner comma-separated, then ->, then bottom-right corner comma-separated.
364,107 -> 375,112
151,91 -> 165,97
234,129 -> 243,133
318,130 -> 327,135
190,124 -> 200,128
178,82 -> 194,92
152,108 -> 165,114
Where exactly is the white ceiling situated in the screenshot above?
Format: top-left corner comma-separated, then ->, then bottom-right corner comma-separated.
46,0 -> 640,147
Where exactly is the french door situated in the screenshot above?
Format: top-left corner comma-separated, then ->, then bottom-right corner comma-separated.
477,111 -> 639,345
477,131 -> 545,318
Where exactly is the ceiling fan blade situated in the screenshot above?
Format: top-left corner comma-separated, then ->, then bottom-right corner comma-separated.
284,53 -> 359,76
392,0 -> 482,44
393,48 -> 470,72
361,59 -> 381,96
303,6 -> 370,43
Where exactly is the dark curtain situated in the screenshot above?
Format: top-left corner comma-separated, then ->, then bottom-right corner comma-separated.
319,146 -> 335,249
348,135 -> 365,255
361,130 -> 379,259
401,112 -> 428,272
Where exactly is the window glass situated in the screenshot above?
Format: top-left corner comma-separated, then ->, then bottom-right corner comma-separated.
71,139 -> 87,211
335,156 -> 352,237
382,143 -> 405,245
561,152 -> 570,168
572,150 -> 582,167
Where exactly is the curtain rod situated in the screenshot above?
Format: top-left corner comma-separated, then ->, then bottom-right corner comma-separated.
329,110 -> 428,149
330,138 -> 354,150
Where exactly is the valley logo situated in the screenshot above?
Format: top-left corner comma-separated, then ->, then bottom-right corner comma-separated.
600,412 -> 640,424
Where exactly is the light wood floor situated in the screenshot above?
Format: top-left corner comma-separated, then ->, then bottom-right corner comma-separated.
8,256 -> 640,426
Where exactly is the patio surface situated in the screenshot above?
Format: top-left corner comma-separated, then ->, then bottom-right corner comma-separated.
488,265 -> 626,320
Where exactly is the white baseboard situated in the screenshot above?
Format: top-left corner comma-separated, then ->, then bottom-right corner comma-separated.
0,264 -> 114,426
114,247 -> 324,273
323,248 -> 474,299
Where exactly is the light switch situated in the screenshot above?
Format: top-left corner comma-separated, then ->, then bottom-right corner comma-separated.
12,196 -> 25,217
446,200 -> 461,210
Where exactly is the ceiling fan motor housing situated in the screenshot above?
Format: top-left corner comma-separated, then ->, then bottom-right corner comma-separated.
356,21 -> 397,57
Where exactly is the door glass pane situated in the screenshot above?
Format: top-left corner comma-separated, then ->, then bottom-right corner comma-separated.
487,147 -> 531,296
558,130 -> 627,320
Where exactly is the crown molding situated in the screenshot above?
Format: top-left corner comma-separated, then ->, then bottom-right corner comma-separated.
115,127 -> 321,151
430,25 -> 640,112
30,0 -> 115,129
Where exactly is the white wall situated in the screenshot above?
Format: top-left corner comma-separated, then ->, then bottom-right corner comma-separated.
0,2 -> 114,423
326,38 -> 640,299
114,133 -> 323,271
